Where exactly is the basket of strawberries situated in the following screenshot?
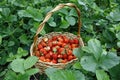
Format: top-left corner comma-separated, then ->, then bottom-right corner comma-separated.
30,3 -> 84,73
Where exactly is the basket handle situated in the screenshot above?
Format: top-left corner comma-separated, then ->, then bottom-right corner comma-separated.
33,3 -> 82,51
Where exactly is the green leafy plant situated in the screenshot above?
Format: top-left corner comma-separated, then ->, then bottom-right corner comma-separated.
0,0 -> 120,80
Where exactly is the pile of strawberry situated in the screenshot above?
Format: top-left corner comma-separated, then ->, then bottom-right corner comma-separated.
35,35 -> 79,64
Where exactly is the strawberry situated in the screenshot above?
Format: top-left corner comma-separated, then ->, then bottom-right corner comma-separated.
52,54 -> 58,60
52,36 -> 57,40
57,54 -> 63,59
39,56 -> 45,61
61,59 -> 67,63
58,37 -> 63,42
73,38 -> 79,44
45,53 -> 51,59
38,44 -> 43,49
63,54 -> 67,59
41,41 -> 47,47
40,48 -> 47,55
58,48 -> 65,54
44,46 -> 50,51
51,59 -> 57,64
45,58 -> 51,62
68,55 -> 74,61
67,49 -> 72,55
35,51 -> 40,57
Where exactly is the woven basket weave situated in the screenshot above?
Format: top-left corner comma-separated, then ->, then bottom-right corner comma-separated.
30,3 -> 84,73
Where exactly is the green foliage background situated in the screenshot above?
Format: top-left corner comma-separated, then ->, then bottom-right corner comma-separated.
0,0 -> 120,80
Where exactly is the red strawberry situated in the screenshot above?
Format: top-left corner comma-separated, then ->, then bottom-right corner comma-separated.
39,56 -> 45,61
52,54 -> 58,60
51,59 -> 57,64
35,51 -> 40,57
73,38 -> 79,44
68,55 -> 74,61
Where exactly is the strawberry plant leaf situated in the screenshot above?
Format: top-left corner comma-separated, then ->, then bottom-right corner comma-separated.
17,74 -> 30,80
117,41 -> 120,47
100,52 -> 120,70
19,34 -> 30,45
106,10 -> 120,22
10,58 -> 25,73
73,48 -> 84,59
18,6 -> 43,22
4,70 -> 17,80
80,56 -> 97,73
103,30 -> 116,42
65,16 -> 76,26
109,63 -> 120,80
59,17 -> 70,29
48,21 -> 56,27
0,35 -> 2,45
96,70 -> 110,80
81,46 -> 92,53
8,41 -> 15,46
116,32 -> 120,40
2,8 -> 10,17
16,47 -> 28,58
24,56 -> 38,70
73,62 -> 82,69
46,68 -> 85,80
8,15 -> 17,22
69,8 -> 78,17
25,68 -> 39,76
88,39 -> 102,60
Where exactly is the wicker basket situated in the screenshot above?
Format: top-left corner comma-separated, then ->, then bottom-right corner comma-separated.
30,3 -> 84,73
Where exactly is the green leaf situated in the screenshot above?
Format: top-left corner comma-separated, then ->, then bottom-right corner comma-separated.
2,8 -> 10,17
48,21 -> 56,27
8,0 -> 28,7
18,6 -> 43,22
46,68 -> 85,80
8,41 -> 15,46
19,34 -> 29,45
4,70 -> 17,80
17,74 -> 30,80
10,58 -> 25,73
100,52 -> 120,70
16,47 -> 28,58
65,16 -> 76,26
88,39 -> 102,60
103,30 -> 116,42
116,32 -> 120,40
82,46 -> 92,53
117,41 -> 120,47
24,56 -> 38,70
69,8 -> 78,17
59,17 -> 70,29
73,70 -> 85,80
8,15 -> 17,22
81,56 -> 97,72
73,62 -> 82,70
45,68 -> 58,76
18,10 -> 32,18
106,10 -> 120,21
25,68 -> 39,76
0,35 -> 2,45
0,70 -> 7,77
109,63 -> 120,80
77,0 -> 88,10
73,48 -> 83,59
96,70 -> 110,80
59,8 -> 68,15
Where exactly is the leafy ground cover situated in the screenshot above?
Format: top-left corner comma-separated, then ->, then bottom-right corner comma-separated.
0,0 -> 120,80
